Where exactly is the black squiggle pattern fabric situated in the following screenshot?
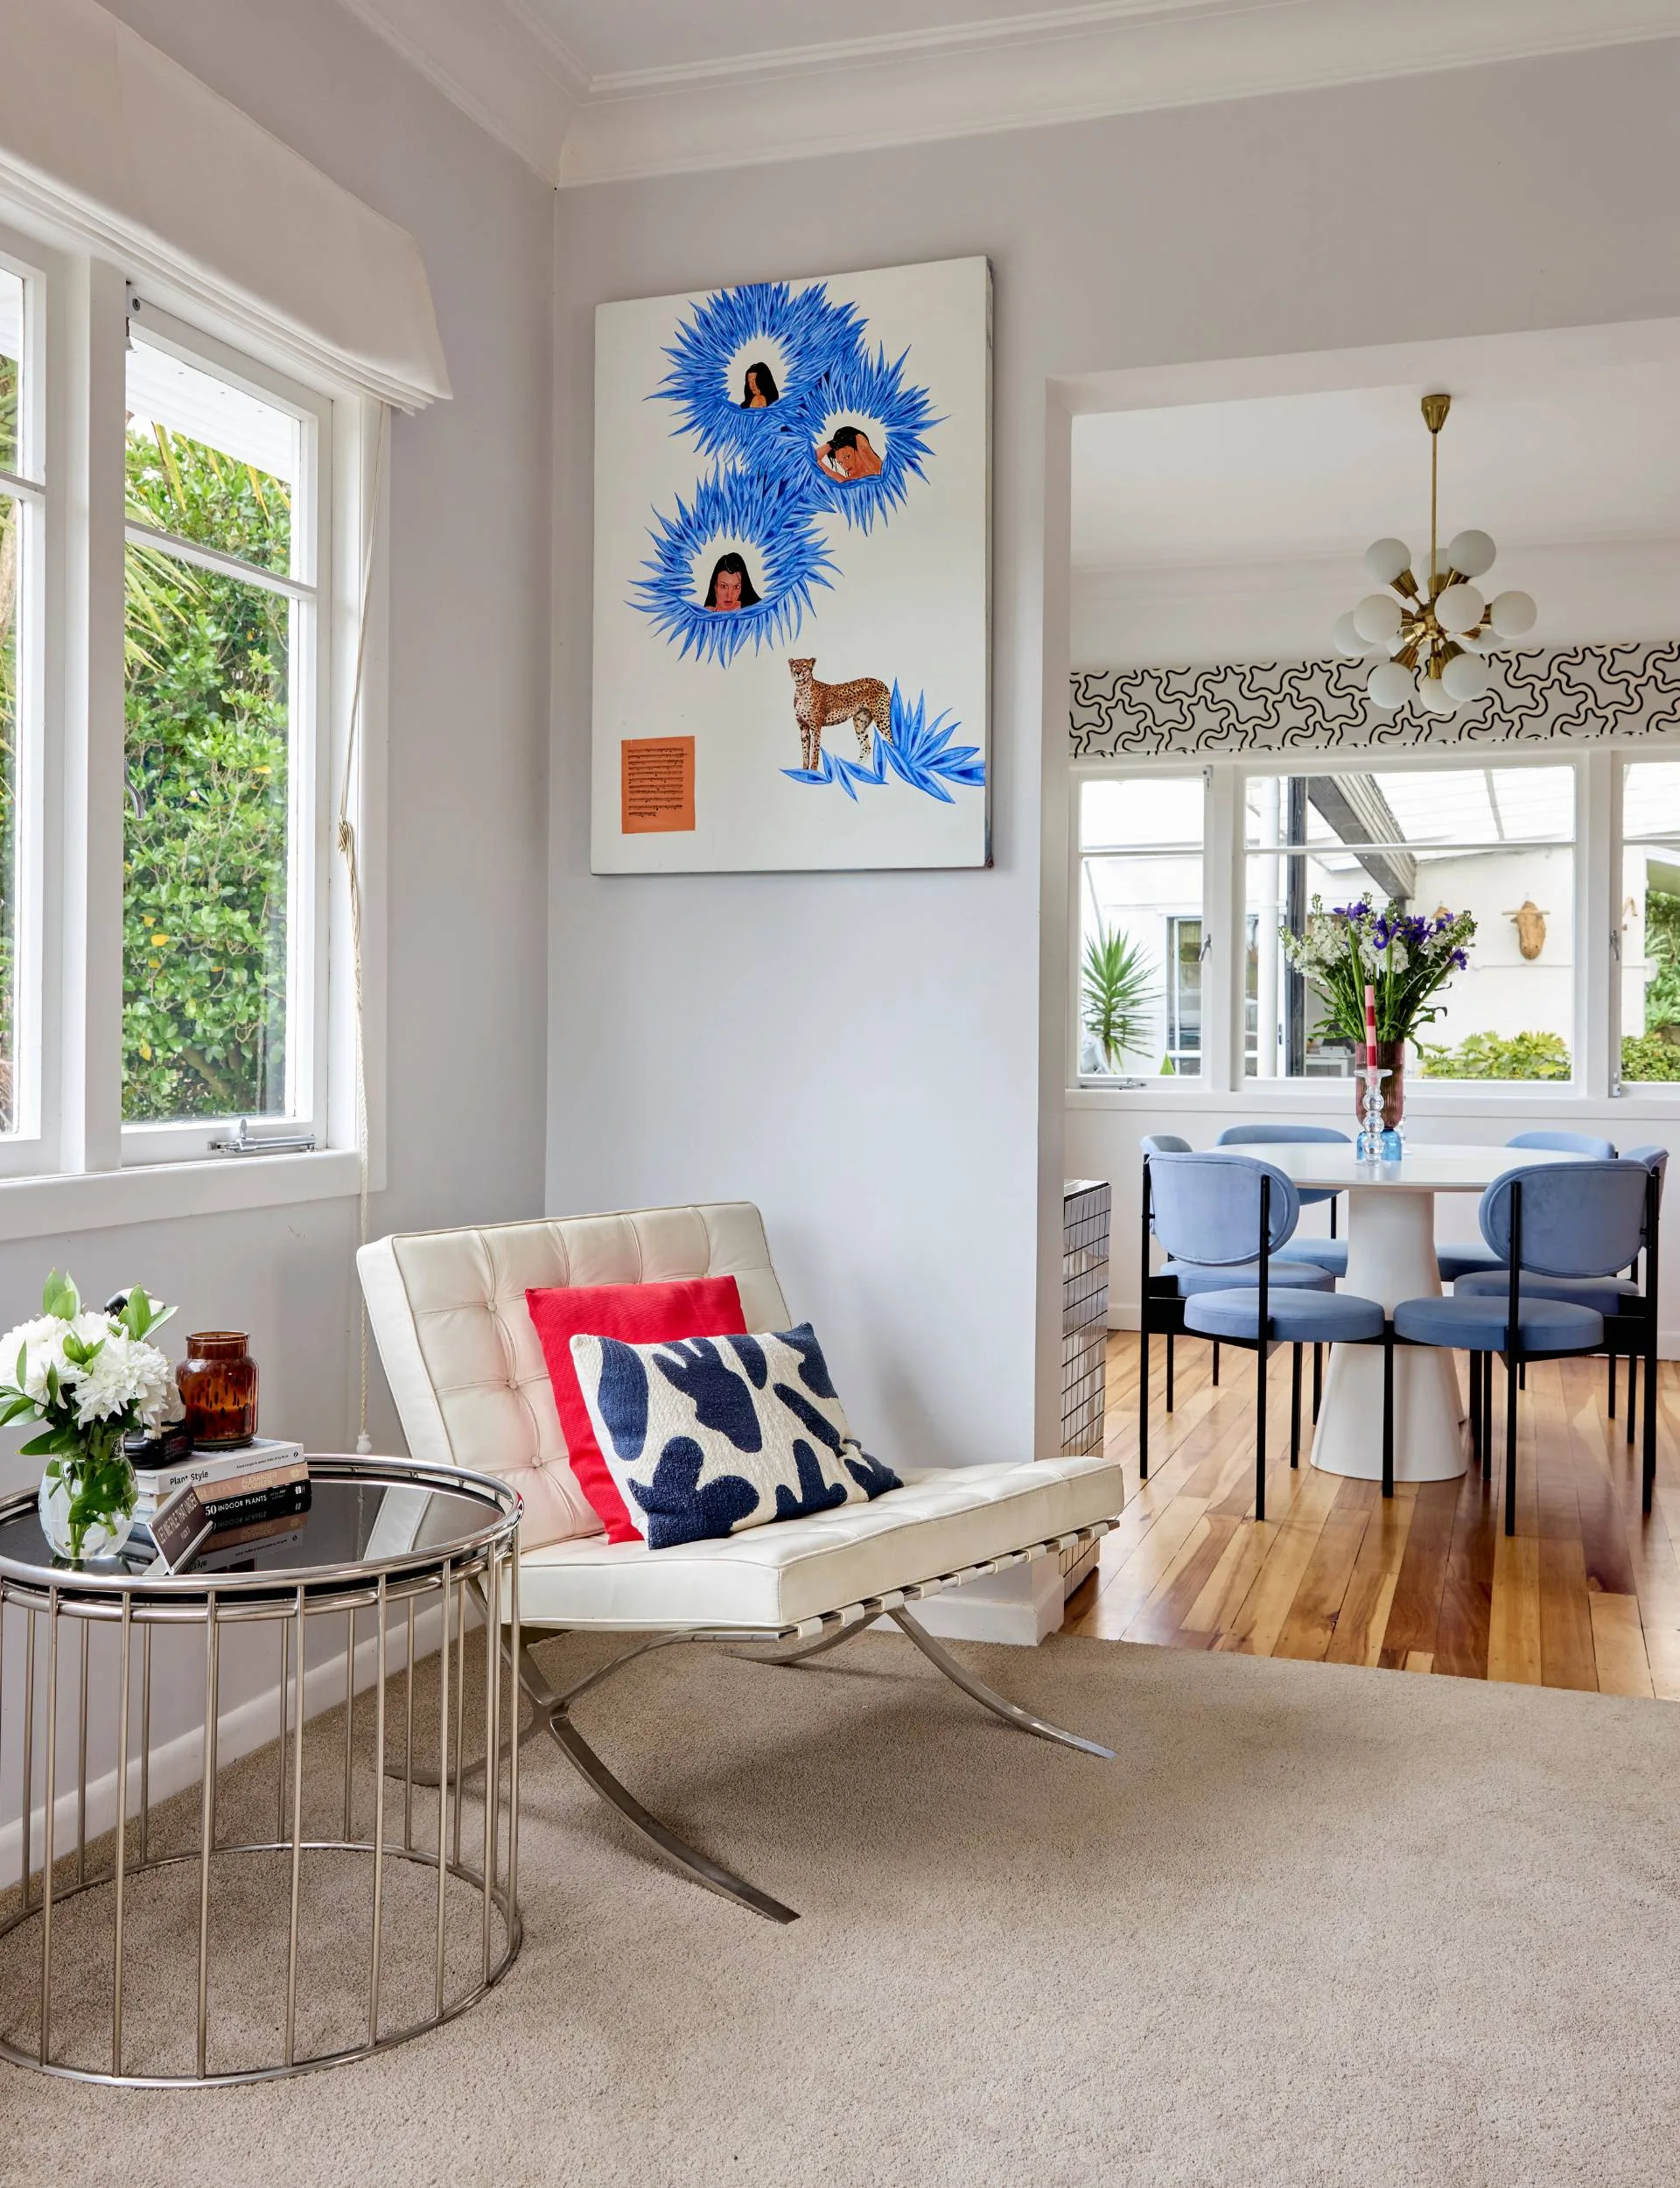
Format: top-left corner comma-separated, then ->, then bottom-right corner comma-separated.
1068,643 -> 1680,758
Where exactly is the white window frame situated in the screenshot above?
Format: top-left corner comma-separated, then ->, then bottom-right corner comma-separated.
117,304 -> 332,1166
0,222 -> 52,1179
1070,743 -> 1680,1126
0,196 -> 382,1239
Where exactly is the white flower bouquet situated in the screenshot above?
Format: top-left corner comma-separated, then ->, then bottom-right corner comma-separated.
0,1273 -> 176,1560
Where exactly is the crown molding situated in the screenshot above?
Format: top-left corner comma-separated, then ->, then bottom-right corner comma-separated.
337,0 -> 1680,192
335,0 -> 581,180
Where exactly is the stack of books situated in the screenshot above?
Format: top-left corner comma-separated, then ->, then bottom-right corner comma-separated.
134,1437 -> 310,1570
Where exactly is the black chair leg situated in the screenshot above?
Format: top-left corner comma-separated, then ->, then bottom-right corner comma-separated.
1483,1354 -> 1494,1478
1255,1342 -> 1267,1525
1608,1347 -> 1618,1420
1628,1350 -> 1638,1447
1519,1360 -> 1527,1392
1471,1350 -> 1480,1463
1212,1340 -> 1221,1387
1166,1330 -> 1175,1413
1382,1333 -> 1395,1498
1312,1343 -> 1323,1424
1138,1321 -> 1149,1483
1504,1348 -> 1520,1537
1290,1343 -> 1303,1468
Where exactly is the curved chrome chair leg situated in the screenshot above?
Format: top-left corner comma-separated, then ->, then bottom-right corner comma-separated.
536,1634 -> 798,1925
887,1608 -> 1115,1759
545,1709 -> 797,1925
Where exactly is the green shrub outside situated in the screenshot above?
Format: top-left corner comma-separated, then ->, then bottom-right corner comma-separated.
1414,1030 -> 1572,1081
122,424 -> 290,1121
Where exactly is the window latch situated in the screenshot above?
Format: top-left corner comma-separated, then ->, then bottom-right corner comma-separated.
1199,936 -> 1213,962
1610,928 -> 1622,962
208,1117 -> 317,1157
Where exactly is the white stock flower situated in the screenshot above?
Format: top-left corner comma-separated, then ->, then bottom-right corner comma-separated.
2,1314 -> 73,1403
70,1331 -> 172,1427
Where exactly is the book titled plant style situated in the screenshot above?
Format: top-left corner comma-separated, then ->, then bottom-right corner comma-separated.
0,1274 -> 175,1560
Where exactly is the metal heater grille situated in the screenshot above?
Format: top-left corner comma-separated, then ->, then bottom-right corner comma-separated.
1060,1179 -> 1111,1595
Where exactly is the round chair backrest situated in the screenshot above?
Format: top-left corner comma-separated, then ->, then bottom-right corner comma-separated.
1507,1129 -> 1617,1160
1621,1144 -> 1669,1206
1215,1123 -> 1351,1207
1480,1161 -> 1649,1278
1141,1133 -> 1193,1157
1147,1152 -> 1300,1267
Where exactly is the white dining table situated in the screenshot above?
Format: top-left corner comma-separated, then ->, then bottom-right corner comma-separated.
1249,1142 -> 1577,1483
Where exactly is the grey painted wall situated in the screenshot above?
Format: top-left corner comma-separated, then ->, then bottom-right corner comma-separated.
549,40 -> 1680,1467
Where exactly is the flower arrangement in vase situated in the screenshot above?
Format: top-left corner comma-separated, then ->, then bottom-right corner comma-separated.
1279,895 -> 1477,1133
0,1274 -> 176,1561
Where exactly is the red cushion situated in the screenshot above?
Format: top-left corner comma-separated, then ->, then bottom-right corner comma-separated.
526,1278 -> 747,1542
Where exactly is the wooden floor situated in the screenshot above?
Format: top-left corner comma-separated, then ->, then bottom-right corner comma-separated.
1067,1331 -> 1680,1699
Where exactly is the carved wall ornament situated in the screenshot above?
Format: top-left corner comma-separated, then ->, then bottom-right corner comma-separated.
1507,901 -> 1547,960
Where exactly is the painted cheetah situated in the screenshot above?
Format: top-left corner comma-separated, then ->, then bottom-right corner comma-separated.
788,658 -> 893,773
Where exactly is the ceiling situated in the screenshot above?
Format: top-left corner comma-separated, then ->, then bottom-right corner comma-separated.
334,0 -> 1680,187
1071,365 -> 1680,572
1068,351 -> 1680,667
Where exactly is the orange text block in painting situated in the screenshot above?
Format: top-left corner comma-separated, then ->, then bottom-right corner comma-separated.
620,736 -> 696,834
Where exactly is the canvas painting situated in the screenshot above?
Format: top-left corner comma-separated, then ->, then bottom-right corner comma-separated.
592,256 -> 990,873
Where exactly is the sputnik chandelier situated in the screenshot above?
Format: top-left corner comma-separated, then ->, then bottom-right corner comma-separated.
1334,392 -> 1536,716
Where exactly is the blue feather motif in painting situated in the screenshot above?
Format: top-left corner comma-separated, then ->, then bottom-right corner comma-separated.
627,467 -> 836,670
652,281 -> 867,466
783,683 -> 984,804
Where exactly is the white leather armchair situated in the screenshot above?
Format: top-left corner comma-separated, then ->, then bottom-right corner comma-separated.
359,1201 -> 1124,1921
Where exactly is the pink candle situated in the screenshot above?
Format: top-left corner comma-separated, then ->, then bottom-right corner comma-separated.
1364,982 -> 1377,1061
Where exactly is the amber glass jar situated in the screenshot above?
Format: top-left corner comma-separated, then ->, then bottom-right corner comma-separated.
177,1331 -> 258,1448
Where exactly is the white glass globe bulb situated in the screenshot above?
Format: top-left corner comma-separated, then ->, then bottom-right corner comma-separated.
1442,650 -> 1490,704
1353,593 -> 1404,644
1446,529 -> 1496,579
1366,661 -> 1414,711
1461,626 -> 1497,656
1331,611 -> 1367,658
1418,677 -> 1459,716
1436,582 -> 1485,635
1363,537 -> 1413,586
1489,589 -> 1536,637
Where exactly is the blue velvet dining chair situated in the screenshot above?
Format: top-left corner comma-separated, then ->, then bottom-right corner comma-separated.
1395,1160 -> 1647,1534
1214,1122 -> 1353,1425
1454,1147 -> 1663,1503
1436,1131 -> 1618,1283
1138,1138 -> 1334,1479
1144,1152 -> 1390,1518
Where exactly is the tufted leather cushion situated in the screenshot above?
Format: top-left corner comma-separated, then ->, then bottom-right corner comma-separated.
515,1457 -> 1121,1632
358,1204 -> 790,1549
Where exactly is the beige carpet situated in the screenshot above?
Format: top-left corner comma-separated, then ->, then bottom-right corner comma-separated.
6,1628 -> 1680,2187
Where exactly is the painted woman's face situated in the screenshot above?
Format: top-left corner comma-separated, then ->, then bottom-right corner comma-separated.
745,370 -> 767,409
711,569 -> 744,612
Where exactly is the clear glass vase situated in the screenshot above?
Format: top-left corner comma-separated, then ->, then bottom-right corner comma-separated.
37,1447 -> 139,1562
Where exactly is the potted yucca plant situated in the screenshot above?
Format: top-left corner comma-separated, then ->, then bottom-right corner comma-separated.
1082,924 -> 1159,1075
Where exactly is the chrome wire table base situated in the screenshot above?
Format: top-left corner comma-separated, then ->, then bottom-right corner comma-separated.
0,1460 -> 522,2087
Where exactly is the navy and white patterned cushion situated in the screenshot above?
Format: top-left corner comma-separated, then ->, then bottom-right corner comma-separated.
568,1322 -> 902,1550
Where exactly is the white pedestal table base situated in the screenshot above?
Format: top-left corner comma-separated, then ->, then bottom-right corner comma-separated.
1311,1182 -> 1465,1483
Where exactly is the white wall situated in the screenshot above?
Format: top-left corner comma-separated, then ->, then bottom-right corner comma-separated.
0,0 -> 554,1842
550,39 -> 1680,1469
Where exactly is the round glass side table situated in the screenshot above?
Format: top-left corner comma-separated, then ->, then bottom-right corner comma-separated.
0,1455 -> 521,2086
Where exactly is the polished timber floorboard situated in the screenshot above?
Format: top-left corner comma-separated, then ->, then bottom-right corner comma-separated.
1068,1333 -> 1680,1699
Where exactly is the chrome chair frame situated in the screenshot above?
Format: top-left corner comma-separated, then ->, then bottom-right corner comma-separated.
413,1519 -> 1117,1926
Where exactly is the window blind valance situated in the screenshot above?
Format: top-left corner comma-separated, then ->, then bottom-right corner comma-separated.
0,0 -> 451,410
